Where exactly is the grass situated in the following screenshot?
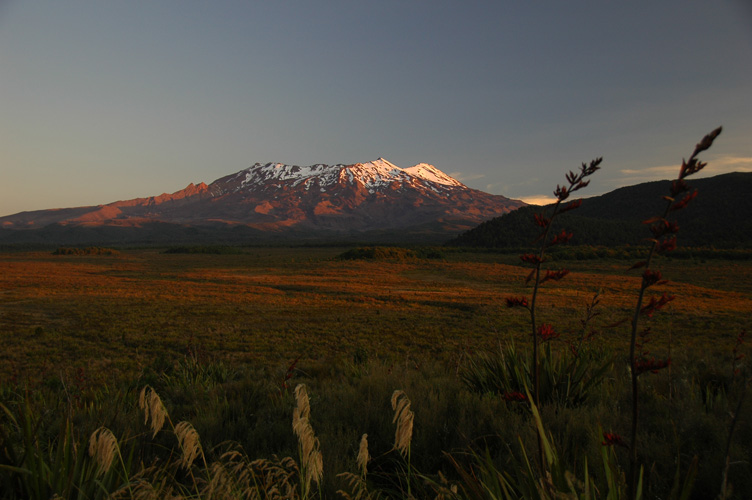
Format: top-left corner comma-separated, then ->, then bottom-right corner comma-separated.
1,173 -> 751,499
0,349 -> 749,498
0,250 -> 750,497
0,247 -> 750,387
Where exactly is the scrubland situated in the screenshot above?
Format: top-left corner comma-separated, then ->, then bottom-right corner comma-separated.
1,247 -> 749,384
0,245 -> 750,498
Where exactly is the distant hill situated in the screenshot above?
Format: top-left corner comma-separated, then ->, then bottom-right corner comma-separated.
0,158 -> 524,246
447,172 -> 752,249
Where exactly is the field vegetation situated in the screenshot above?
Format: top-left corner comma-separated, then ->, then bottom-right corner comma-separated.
1,245 -> 749,386
1,243 -> 750,498
1,129 -> 751,498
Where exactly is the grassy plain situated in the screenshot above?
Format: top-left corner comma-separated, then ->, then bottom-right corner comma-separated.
1,246 -> 752,498
1,247 -> 750,386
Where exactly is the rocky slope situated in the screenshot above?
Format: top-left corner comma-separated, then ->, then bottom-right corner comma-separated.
1,158 -> 524,244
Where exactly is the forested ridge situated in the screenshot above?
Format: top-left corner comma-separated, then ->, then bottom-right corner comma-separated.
449,172 -> 752,248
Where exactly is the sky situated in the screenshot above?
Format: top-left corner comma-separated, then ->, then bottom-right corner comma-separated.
2,1 -> 751,216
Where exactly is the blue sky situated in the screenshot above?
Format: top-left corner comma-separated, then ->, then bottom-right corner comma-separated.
2,1 -> 751,216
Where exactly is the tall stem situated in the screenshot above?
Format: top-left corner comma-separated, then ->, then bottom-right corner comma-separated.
628,184 -> 687,498
529,199 -> 559,471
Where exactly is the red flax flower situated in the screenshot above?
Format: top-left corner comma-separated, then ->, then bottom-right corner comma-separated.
679,158 -> 706,180
537,323 -> 559,342
520,254 -> 543,265
548,230 -> 573,246
642,269 -> 667,288
559,199 -> 583,214
541,269 -> 569,283
554,185 -> 569,201
502,391 -> 528,402
640,293 -> 675,317
658,236 -> 677,254
649,219 -> 680,239
671,178 -> 690,197
634,356 -> 671,375
534,213 -> 550,228
282,355 -> 301,390
670,190 -> 698,212
506,296 -> 529,308
602,432 -> 628,448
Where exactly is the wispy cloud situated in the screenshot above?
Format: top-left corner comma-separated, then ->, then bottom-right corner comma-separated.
712,155 -> 752,171
450,171 -> 485,183
519,195 -> 557,205
616,164 -> 678,184
616,155 -> 752,185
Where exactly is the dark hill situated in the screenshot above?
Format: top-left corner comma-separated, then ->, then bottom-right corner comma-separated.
447,172 -> 752,249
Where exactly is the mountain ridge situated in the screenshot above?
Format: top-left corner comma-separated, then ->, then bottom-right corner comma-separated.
0,158 -> 524,244
448,171 -> 752,249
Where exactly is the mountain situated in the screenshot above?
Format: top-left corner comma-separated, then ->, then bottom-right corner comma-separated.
448,172 -> 752,249
0,158 -> 524,245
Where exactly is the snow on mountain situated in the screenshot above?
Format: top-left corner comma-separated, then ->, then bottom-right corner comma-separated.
404,163 -> 463,187
0,157 -> 525,241
227,158 -> 466,195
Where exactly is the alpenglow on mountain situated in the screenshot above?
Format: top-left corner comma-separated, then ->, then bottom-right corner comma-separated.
0,158 -> 525,243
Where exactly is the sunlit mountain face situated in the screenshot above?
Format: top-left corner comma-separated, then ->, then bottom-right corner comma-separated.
0,158 -> 524,243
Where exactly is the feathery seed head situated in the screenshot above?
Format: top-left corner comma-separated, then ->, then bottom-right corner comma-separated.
292,383 -> 323,489
391,390 -> 414,456
294,383 -> 310,420
139,386 -> 168,438
307,447 -> 324,486
357,433 -> 370,476
88,427 -> 118,476
175,420 -> 203,469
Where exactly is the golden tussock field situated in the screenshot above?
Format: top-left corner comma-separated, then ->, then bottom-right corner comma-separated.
1,247 -> 749,385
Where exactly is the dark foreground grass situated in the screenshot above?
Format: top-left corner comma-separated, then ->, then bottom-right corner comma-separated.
0,350 -> 750,498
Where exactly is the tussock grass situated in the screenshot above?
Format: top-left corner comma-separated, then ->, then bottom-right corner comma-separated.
0,353 -> 750,498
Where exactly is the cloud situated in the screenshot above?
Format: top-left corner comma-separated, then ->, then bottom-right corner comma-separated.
712,155 -> 752,171
619,165 -> 678,178
450,171 -> 485,183
518,195 -> 557,205
615,155 -> 752,186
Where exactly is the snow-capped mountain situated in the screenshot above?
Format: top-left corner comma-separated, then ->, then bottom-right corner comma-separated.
0,158 -> 525,242
209,158 -> 463,197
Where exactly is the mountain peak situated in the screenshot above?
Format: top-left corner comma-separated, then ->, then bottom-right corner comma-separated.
230,159 -> 466,194
0,157 -> 525,240
404,163 -> 464,187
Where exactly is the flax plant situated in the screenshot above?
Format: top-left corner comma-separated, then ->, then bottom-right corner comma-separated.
624,126 -> 722,499
507,158 -> 601,468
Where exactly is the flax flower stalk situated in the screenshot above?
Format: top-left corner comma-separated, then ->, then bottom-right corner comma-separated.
626,126 -> 721,500
522,158 -> 601,470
